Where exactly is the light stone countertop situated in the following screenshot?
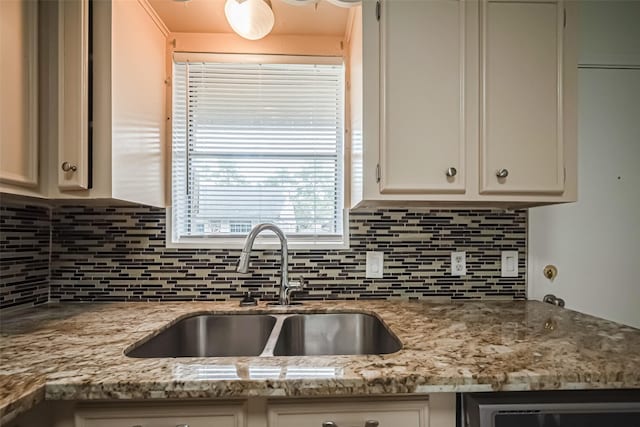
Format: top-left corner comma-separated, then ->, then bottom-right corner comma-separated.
1,300 -> 640,424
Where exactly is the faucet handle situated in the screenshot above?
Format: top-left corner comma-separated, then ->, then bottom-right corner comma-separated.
239,291 -> 258,307
287,278 -> 305,290
276,278 -> 305,306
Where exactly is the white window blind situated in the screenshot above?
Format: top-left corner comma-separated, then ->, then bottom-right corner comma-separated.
171,56 -> 346,247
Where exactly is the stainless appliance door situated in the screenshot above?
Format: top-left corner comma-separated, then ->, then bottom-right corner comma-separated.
464,391 -> 640,427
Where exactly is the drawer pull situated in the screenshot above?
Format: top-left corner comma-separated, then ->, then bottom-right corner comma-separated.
496,168 -> 509,178
322,422 -> 338,427
176,425 -> 189,427
446,167 -> 457,177
365,421 -> 380,427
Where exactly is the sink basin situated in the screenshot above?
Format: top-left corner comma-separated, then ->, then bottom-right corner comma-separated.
126,312 -> 402,358
126,314 -> 276,358
273,313 -> 402,356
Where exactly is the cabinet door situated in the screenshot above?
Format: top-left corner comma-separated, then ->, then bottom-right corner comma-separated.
480,0 -> 565,194
75,404 -> 245,427
58,0 -> 90,190
379,0 -> 466,194
0,0 -> 38,187
268,400 -> 428,427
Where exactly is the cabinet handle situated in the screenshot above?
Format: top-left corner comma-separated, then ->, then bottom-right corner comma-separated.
322,422 -> 338,427
445,167 -> 457,178
61,161 -> 77,172
496,168 -> 509,178
175,425 -> 189,427
364,421 -> 380,427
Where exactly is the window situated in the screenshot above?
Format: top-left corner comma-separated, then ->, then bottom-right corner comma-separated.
229,221 -> 252,234
170,54 -> 346,248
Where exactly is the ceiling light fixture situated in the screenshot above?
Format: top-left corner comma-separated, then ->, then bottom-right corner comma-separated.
281,0 -> 361,7
280,0 -> 319,5
325,0 -> 361,7
224,0 -> 275,41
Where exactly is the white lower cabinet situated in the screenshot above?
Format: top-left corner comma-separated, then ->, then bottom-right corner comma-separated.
267,399 -> 429,427
74,403 -> 246,427
68,396 -> 454,427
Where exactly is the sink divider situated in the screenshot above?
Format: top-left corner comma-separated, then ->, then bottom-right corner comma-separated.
259,314 -> 294,357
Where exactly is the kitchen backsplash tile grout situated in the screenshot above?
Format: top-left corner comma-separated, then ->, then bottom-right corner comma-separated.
1,195 -> 527,310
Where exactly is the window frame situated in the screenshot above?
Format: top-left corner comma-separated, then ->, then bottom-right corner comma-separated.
167,53 -> 350,250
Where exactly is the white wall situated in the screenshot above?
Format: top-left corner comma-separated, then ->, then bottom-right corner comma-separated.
528,1 -> 640,328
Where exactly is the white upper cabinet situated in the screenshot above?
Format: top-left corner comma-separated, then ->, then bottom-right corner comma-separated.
354,0 -> 577,207
15,0 -> 168,206
0,0 -> 38,190
54,0 -> 168,206
479,0 -> 565,195
100,0 -> 168,207
379,0 -> 465,194
57,0 -> 90,191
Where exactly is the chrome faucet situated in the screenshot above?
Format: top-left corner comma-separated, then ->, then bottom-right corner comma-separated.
236,223 -> 304,306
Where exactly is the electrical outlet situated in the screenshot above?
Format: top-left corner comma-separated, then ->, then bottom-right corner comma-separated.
501,251 -> 519,277
365,251 -> 384,278
451,251 -> 466,276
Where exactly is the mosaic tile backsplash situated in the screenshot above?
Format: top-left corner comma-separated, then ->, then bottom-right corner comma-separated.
49,205 -> 527,302
0,199 -> 50,310
0,195 -> 527,308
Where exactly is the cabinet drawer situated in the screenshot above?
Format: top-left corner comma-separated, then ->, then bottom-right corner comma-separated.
75,403 -> 245,427
268,399 -> 428,427
77,415 -> 237,427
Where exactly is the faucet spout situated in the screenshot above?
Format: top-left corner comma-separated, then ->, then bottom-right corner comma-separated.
236,223 -> 302,306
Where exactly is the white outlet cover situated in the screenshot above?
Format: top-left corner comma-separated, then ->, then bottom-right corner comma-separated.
451,251 -> 466,276
365,251 -> 384,278
501,251 -> 519,277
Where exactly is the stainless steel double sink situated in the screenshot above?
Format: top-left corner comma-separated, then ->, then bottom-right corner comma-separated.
126,312 -> 402,358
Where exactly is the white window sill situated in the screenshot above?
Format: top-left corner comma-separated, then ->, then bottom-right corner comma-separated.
166,207 -> 350,250
165,237 -> 350,251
